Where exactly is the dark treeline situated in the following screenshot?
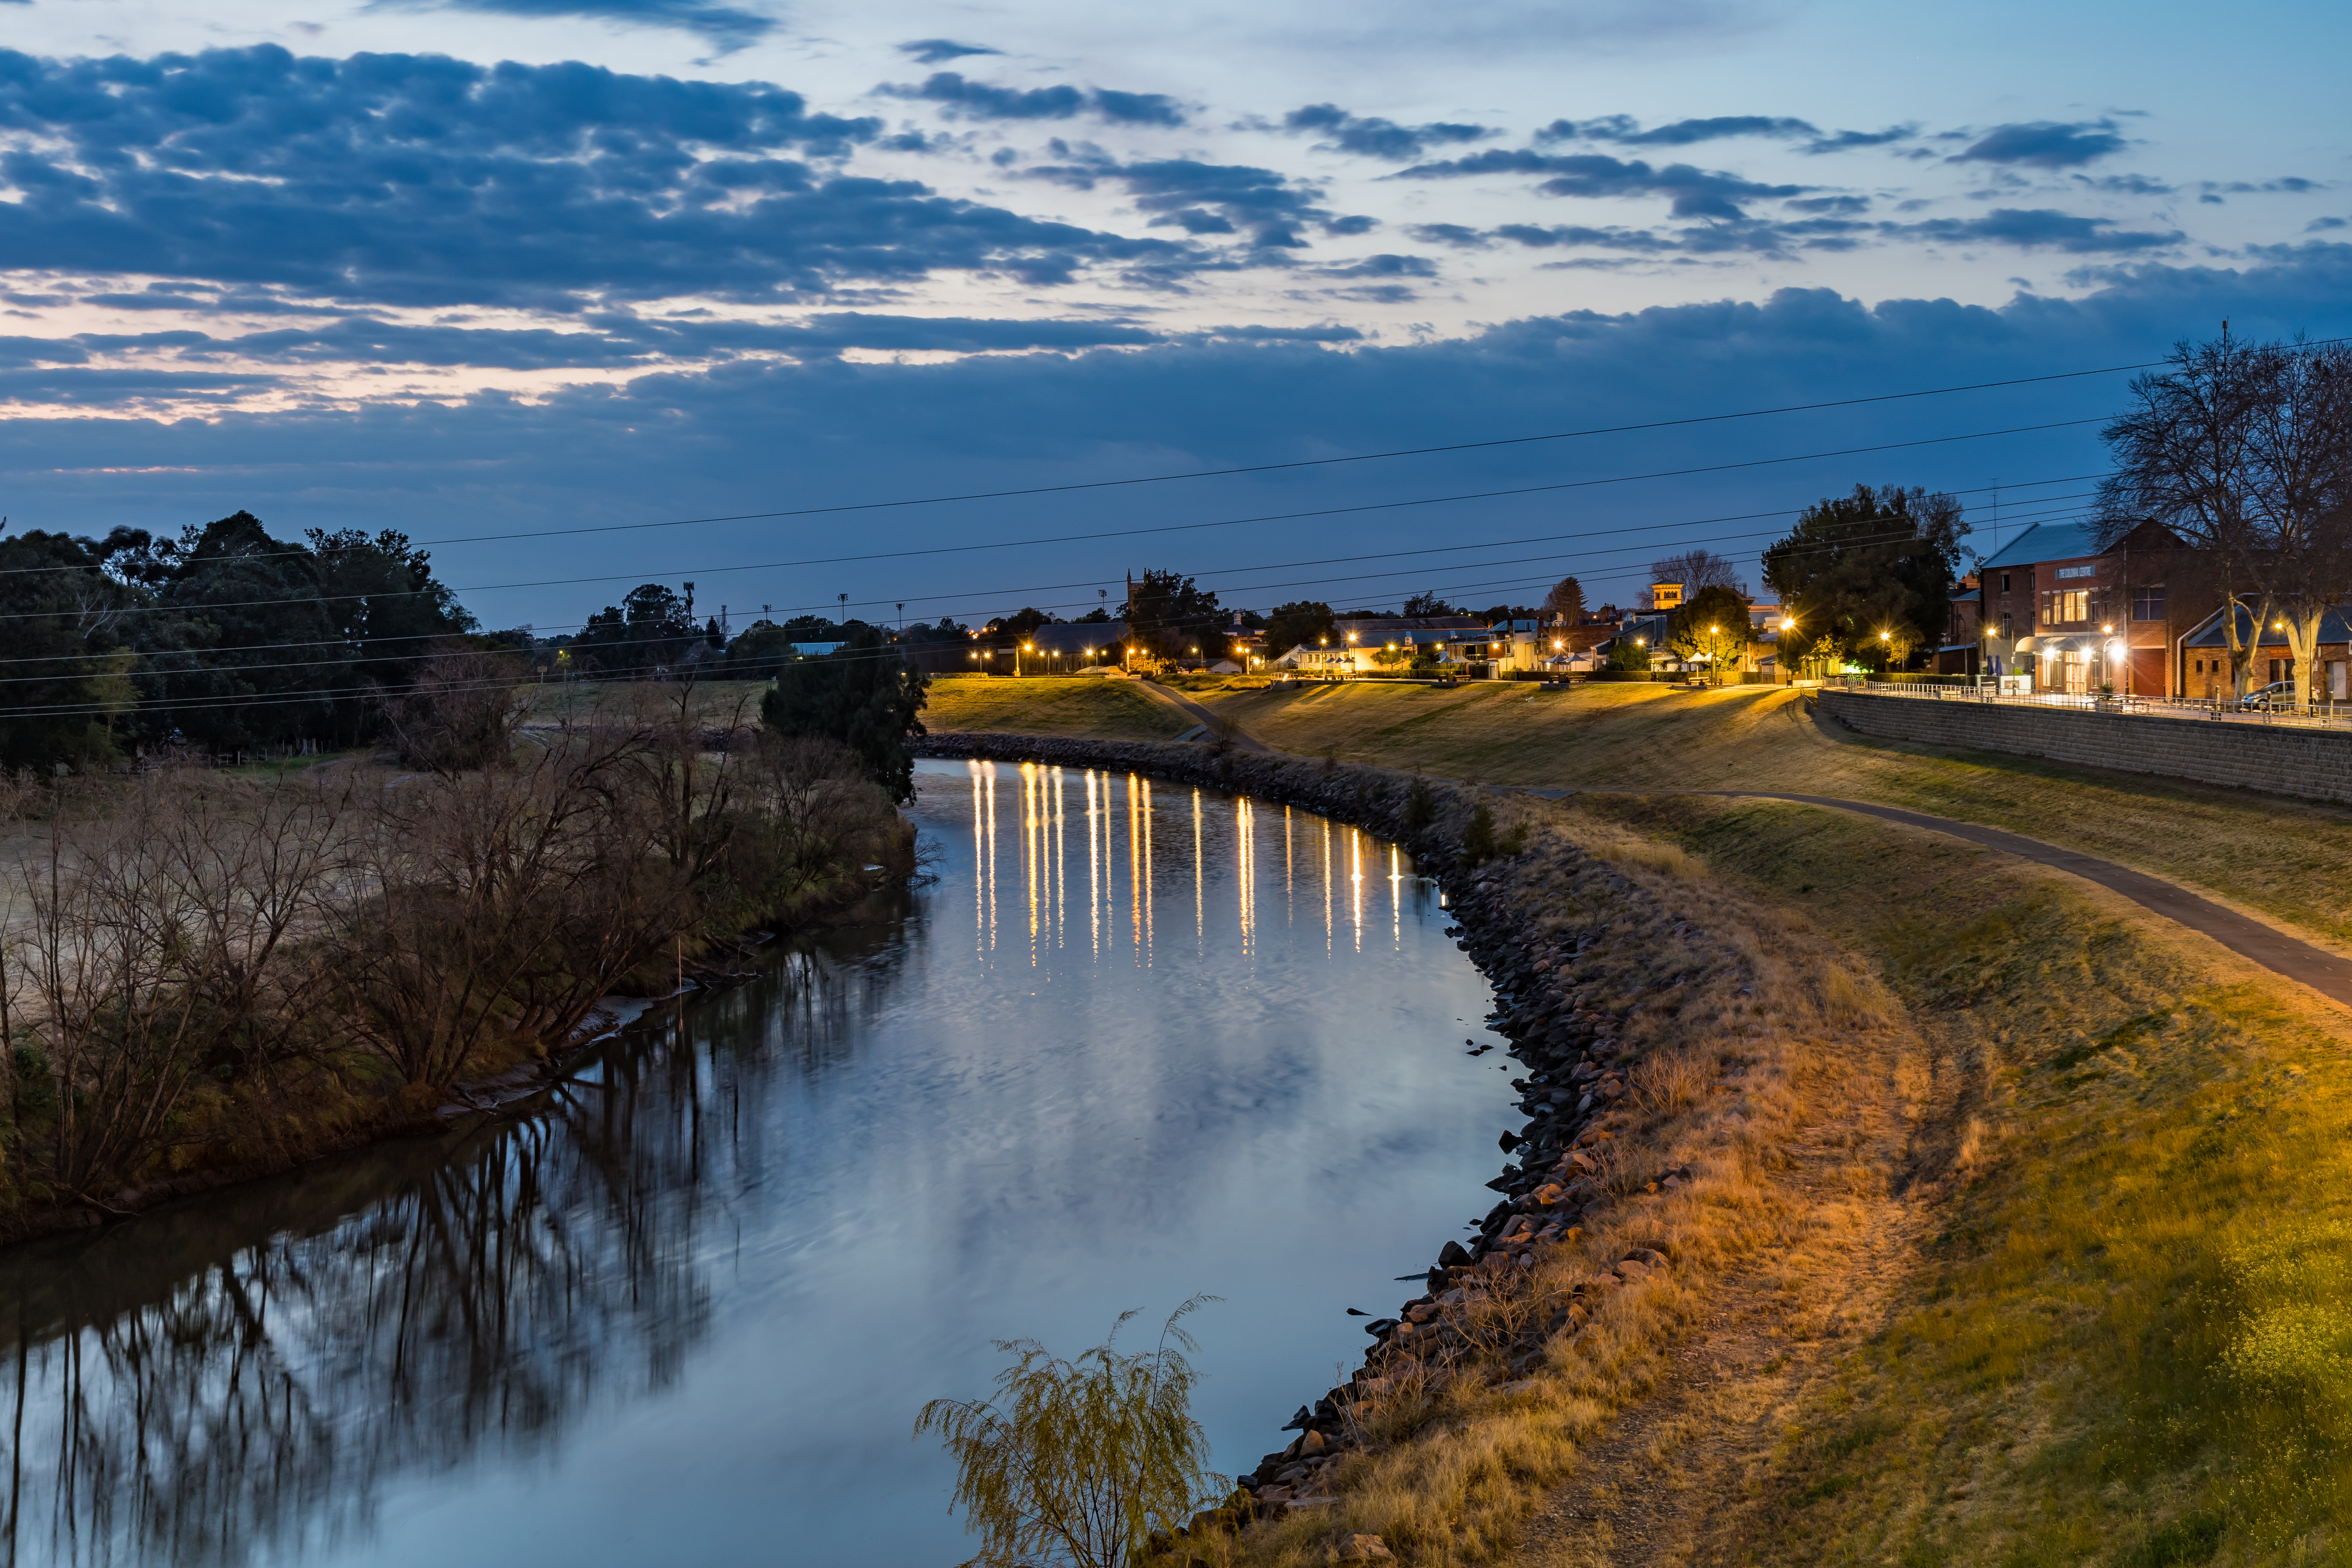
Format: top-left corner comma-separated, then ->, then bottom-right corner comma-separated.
0,510 -> 482,772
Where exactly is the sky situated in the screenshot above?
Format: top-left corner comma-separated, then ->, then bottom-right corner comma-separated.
3,0 -> 2351,632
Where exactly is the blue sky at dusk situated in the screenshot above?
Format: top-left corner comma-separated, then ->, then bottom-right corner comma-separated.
3,0 -> 2350,630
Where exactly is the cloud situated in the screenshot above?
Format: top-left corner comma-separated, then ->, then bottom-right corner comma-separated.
18,250 -> 2352,633
381,0 -> 776,53
898,39 -> 1000,65
0,48 -> 1191,309
1536,114 -> 1914,156
881,71 -> 1186,126
1540,113 -> 1816,147
1280,103 -> 1491,161
1317,253 -> 1437,278
1394,148 -> 1808,220
1897,207 -> 2180,253
1029,154 -> 1350,250
1950,120 -> 2126,169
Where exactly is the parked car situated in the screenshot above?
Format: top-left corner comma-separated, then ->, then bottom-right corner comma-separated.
2236,681 -> 2299,711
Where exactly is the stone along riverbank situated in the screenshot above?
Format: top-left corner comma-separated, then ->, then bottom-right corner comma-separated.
914,735 -> 1848,1563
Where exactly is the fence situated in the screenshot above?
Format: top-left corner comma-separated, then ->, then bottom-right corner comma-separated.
1821,684 -> 2352,806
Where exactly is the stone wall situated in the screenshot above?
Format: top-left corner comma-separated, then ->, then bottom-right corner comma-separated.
1820,689 -> 2352,804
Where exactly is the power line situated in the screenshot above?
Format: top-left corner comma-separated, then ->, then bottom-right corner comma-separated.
0,359 -> 2155,580
0,490 -> 2099,689
0,506 -> 2095,717
0,416 -> 2110,626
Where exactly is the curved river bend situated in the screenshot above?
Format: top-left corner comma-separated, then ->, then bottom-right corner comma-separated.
0,758 -> 1509,1568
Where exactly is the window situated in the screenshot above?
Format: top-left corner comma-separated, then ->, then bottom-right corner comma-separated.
2000,573 -> 2012,593
2132,585 -> 2166,621
2042,589 -> 2088,625
1999,611 -> 2012,640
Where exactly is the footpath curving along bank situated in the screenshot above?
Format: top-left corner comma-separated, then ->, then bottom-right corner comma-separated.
915,733 -> 1743,1556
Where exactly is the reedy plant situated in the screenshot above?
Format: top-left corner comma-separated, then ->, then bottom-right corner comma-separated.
916,1296 -> 1227,1568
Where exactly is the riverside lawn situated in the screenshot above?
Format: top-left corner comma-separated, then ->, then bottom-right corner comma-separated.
917,718 -> 2352,1565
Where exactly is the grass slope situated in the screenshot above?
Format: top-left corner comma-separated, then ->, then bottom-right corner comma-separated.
1159,680 -> 2352,952
1580,791 -> 2352,1566
923,675 -> 1192,741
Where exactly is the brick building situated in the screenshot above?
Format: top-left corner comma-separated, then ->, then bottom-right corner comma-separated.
1969,520 -> 2203,695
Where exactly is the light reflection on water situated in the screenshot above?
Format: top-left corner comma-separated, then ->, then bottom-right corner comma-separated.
0,759 -> 1506,1568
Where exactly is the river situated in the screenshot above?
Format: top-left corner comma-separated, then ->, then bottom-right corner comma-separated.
0,758 -> 1508,1567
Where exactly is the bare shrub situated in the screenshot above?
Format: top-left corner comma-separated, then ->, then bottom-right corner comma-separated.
383,640 -> 533,777
330,722 -> 700,1091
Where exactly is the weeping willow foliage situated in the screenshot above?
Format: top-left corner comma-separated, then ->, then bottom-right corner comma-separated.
916,1296 -> 1227,1568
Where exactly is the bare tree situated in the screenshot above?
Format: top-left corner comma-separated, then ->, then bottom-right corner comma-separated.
2099,333 -> 2270,698
382,640 -> 534,777
2241,341 -> 2352,708
1648,549 -> 1744,597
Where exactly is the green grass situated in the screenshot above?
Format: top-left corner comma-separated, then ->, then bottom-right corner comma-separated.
1143,680 -> 2352,952
1582,791 -> 2352,1565
922,675 -> 1192,741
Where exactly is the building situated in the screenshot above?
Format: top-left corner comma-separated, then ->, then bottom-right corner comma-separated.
2178,605 -> 2352,701
1971,520 -> 2200,695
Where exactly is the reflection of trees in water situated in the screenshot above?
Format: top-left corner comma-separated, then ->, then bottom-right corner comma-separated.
0,931 -> 896,1568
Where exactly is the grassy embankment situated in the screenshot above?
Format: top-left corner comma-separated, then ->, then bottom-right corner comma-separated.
925,680 -> 2352,1562
923,674 -> 1194,741
948,675 -> 2352,952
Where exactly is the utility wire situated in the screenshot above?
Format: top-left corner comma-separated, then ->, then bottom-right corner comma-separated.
0,417 -> 2110,625
0,493 -> 2097,691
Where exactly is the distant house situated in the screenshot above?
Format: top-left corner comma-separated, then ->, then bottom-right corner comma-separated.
2178,604 -> 2352,701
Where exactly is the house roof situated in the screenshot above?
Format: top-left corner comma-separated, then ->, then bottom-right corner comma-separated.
1976,521 -> 2104,572
2182,604 -> 2352,648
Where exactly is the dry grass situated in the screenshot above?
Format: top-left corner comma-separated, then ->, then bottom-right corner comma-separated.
1225,798 -> 1926,1568
1576,791 -> 2352,1564
921,675 -> 1193,741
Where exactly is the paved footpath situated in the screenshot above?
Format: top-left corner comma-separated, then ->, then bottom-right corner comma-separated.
1523,786 -> 2352,1009
1133,679 -> 1274,752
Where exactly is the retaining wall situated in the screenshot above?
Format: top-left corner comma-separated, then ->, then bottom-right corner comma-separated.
1821,689 -> 2352,805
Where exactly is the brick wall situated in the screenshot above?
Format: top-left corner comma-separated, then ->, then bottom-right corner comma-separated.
1820,689 -> 2352,805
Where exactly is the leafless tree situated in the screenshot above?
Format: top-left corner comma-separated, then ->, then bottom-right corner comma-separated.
2099,332 -> 2271,697
382,640 -> 535,777
2240,341 -> 2352,707
1647,549 -> 1745,597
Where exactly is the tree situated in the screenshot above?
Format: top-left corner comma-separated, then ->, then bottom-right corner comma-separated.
127,512 -> 355,753
1264,600 -> 1335,653
1608,634 -> 1652,672
0,529 -> 141,771
1669,584 -> 1752,684
916,1298 -> 1227,1568
1649,549 -> 1744,596
1400,590 -> 1460,617
2240,341 -> 2352,708
1762,485 -> 1968,672
760,626 -> 928,802
721,620 -> 800,680
1118,571 -> 1221,662
571,583 -> 697,678
2098,333 -> 2272,698
1540,575 -> 1587,625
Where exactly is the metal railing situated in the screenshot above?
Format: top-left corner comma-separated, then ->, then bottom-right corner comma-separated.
1834,677 -> 2352,732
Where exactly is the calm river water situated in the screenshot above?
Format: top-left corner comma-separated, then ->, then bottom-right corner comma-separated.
0,758 -> 1508,1567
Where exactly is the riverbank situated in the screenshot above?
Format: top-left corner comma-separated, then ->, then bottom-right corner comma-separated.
915,733 -> 1928,1563
0,744 -> 917,1247
918,731 -> 2352,1564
